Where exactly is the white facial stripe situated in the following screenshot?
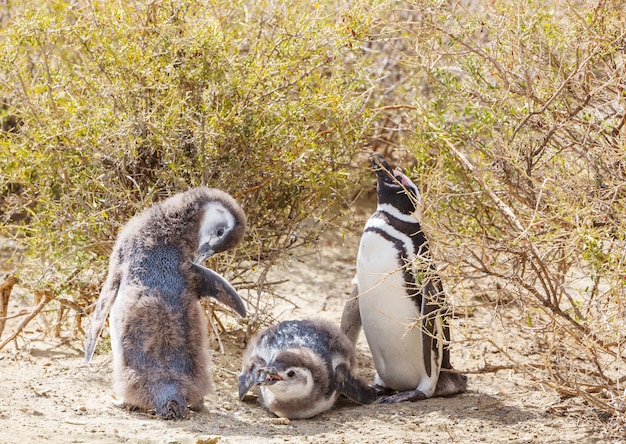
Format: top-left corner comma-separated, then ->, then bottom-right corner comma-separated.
392,169 -> 418,189
377,203 -> 421,222
365,215 -> 417,260
302,371 -> 315,397
198,202 -> 235,245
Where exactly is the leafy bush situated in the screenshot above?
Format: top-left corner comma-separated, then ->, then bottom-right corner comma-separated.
368,0 -> 626,423
2,0 -> 625,424
0,0 -> 377,331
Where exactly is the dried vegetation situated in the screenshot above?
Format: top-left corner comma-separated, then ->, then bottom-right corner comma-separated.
375,0 -> 626,425
1,0 -> 625,427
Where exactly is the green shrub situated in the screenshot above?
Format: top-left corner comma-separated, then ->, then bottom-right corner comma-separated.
2,0 -> 625,423
370,0 -> 626,422
0,0 -> 378,329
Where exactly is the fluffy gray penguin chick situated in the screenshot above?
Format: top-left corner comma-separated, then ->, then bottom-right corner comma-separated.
238,319 -> 377,419
341,153 -> 467,403
85,186 -> 247,420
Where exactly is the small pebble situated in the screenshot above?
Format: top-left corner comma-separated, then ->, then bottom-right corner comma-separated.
196,438 -> 220,444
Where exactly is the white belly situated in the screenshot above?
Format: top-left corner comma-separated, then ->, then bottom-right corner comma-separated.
357,231 -> 440,396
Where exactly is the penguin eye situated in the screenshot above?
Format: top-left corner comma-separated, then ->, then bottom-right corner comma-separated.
217,227 -> 225,237
287,370 -> 295,378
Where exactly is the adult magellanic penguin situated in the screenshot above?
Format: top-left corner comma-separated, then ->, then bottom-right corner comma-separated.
85,187 -> 247,419
238,319 -> 377,419
341,153 -> 467,403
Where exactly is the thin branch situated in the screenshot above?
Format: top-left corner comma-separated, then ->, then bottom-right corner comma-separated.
0,293 -> 52,351
0,274 -> 17,339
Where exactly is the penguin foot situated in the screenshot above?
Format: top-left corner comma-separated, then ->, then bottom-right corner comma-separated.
189,399 -> 204,412
157,400 -> 186,420
112,398 -> 127,409
372,384 -> 395,397
113,399 -> 142,413
434,372 -> 468,397
378,389 -> 427,404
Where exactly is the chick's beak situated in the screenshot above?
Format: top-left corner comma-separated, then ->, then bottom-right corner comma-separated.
194,243 -> 214,264
259,367 -> 283,385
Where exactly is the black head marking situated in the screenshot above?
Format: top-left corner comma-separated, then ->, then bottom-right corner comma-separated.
370,153 -> 420,215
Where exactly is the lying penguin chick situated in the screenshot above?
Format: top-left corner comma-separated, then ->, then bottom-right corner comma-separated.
238,319 -> 377,419
345,153 -> 467,403
84,187 -> 247,420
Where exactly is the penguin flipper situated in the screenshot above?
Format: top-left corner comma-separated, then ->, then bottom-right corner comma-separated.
237,371 -> 254,401
191,262 -> 246,318
84,271 -> 121,364
420,278 -> 446,378
339,284 -> 361,347
335,364 -> 378,405
238,363 -> 264,401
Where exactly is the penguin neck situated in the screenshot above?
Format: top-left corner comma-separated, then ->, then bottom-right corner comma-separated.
367,203 -> 430,259
376,203 -> 421,224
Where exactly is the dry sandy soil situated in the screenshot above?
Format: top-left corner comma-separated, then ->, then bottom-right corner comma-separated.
0,202 -> 622,444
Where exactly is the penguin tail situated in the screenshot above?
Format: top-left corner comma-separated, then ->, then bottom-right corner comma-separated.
153,383 -> 187,420
157,399 -> 186,420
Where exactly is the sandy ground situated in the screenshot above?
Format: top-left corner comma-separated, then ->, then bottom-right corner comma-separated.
0,208 -> 622,444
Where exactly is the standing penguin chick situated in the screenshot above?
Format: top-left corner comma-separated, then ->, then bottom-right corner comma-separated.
238,319 -> 377,419
85,187 -> 247,420
342,153 -> 467,403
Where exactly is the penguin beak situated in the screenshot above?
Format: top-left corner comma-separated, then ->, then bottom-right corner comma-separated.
259,367 -> 283,385
370,152 -> 393,175
370,153 -> 410,187
370,153 -> 397,184
194,243 -> 215,264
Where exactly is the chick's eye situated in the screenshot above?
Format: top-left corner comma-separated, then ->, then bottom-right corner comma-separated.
217,228 -> 225,237
287,370 -> 295,378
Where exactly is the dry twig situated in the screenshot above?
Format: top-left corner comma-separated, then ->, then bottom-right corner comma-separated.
0,291 -> 51,351
0,273 -> 17,339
